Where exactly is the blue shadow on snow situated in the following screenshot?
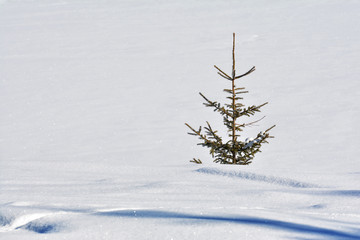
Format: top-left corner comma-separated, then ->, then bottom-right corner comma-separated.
196,168 -> 318,188
322,190 -> 360,197
19,221 -> 61,234
96,209 -> 360,239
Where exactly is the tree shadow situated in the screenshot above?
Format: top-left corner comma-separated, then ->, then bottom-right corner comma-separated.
96,209 -> 360,239
196,167 -> 318,188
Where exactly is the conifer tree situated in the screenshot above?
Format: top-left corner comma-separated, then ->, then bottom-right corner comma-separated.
185,33 -> 275,165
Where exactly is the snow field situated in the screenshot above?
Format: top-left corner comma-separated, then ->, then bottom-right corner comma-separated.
1,0 -> 359,239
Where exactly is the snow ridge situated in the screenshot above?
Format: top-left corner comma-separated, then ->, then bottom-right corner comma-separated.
196,167 -> 318,188
0,212 -> 63,233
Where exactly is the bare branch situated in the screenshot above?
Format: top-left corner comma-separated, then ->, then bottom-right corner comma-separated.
217,72 -> 232,80
235,66 -> 256,79
214,65 -> 232,80
190,158 -> 202,164
265,125 -> 276,133
238,116 -> 266,127
185,123 -> 199,135
257,102 -> 268,109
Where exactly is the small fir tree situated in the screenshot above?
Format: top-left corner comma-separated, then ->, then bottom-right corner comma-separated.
185,33 -> 275,165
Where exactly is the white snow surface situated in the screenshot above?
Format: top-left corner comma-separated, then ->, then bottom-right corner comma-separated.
1,0 -> 359,239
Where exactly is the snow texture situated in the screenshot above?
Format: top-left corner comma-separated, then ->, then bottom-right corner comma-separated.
0,0 -> 359,239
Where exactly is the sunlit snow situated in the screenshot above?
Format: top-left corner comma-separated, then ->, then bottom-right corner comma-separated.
0,0 -> 359,239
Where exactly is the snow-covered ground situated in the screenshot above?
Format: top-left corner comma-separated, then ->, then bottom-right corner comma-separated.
1,0 -> 359,239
